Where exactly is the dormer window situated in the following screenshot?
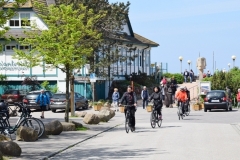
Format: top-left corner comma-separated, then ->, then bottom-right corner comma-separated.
9,13 -> 30,27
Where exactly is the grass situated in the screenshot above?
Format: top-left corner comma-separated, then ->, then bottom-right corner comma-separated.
76,126 -> 89,131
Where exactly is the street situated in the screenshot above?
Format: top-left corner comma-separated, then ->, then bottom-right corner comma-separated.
44,106 -> 240,160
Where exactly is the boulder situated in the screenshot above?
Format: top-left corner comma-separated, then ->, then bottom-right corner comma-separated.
45,120 -> 63,135
70,121 -> 83,128
83,113 -> 100,124
0,141 -> 21,157
100,107 -> 115,119
16,126 -> 38,142
75,111 -> 87,118
98,107 -> 115,122
9,109 -> 17,117
61,122 -> 76,131
0,134 -> 11,142
0,151 -> 3,160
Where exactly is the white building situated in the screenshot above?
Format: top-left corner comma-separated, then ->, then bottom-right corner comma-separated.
0,0 -> 159,100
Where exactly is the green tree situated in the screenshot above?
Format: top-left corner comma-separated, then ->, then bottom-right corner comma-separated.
0,74 -> 9,93
41,81 -> 58,93
13,3 -> 106,122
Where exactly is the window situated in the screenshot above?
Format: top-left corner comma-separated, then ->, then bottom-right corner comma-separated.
9,13 -> 30,27
19,45 -> 30,50
6,45 -> 16,50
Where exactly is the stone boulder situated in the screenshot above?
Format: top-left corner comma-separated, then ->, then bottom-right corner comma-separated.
70,121 -> 83,128
0,141 -> 21,157
61,122 -> 76,131
0,134 -> 11,142
45,120 -> 63,135
9,109 -> 18,117
16,126 -> 38,142
83,113 -> 100,124
98,107 -> 115,122
75,111 -> 87,118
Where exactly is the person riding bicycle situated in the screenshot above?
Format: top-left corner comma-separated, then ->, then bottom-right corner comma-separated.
148,86 -> 163,120
119,86 -> 137,131
184,86 -> 190,112
175,86 -> 188,115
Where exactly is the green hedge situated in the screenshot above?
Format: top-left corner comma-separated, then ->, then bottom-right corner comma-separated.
163,73 -> 184,84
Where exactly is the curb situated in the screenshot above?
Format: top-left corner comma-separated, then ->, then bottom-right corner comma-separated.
40,123 -> 123,160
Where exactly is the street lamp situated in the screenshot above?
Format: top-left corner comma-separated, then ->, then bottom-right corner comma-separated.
187,60 -> 191,70
179,56 -> 183,73
232,55 -> 236,67
228,63 -> 231,70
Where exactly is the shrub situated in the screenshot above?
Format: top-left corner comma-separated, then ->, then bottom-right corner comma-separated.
163,73 -> 184,84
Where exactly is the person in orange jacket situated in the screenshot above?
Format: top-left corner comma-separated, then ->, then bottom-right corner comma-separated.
236,89 -> 240,109
175,86 -> 188,114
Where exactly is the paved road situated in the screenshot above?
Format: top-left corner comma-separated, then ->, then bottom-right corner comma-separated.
48,106 -> 240,160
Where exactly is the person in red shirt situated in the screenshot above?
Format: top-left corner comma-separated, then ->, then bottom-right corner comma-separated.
175,86 -> 188,114
236,89 -> 240,109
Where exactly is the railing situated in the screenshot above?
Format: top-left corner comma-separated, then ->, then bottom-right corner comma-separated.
188,84 -> 199,101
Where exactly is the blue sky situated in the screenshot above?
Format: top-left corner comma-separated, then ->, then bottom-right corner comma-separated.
109,0 -> 240,74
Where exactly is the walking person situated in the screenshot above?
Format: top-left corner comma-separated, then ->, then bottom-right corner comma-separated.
236,89 -> 240,109
141,86 -> 149,109
189,69 -> 194,83
183,69 -> 189,83
170,83 -> 176,104
207,70 -> 211,77
36,89 -> 50,119
161,76 -> 167,86
112,88 -> 120,111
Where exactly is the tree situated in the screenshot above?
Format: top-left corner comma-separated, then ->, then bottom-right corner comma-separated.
13,3 -> 106,122
21,75 -> 40,91
41,80 -> 58,93
0,0 -> 28,50
0,74 -> 9,93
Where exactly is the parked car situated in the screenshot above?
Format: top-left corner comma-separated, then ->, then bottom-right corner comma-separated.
23,90 -> 53,110
204,90 -> 232,112
1,90 -> 26,105
50,92 -> 88,113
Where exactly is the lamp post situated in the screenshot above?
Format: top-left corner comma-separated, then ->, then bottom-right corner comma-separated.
232,55 -> 236,67
187,60 -> 191,70
179,56 -> 183,73
228,63 -> 231,71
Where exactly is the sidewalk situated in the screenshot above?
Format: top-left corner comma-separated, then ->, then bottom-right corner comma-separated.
10,108 -> 125,160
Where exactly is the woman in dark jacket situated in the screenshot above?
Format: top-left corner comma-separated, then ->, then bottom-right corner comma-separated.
149,86 -> 163,120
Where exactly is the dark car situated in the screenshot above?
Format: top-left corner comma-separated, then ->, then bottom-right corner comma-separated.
1,90 -> 26,105
204,90 -> 232,112
23,90 -> 53,110
50,92 -> 88,113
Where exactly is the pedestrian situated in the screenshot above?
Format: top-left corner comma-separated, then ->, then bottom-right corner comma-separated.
141,86 -> 149,109
226,86 -> 232,110
170,83 -> 176,104
36,89 -> 50,119
183,69 -> 189,83
112,88 -> 120,111
170,76 -> 177,86
236,89 -> 240,109
189,69 -> 194,83
207,70 -> 211,77
161,76 -> 167,86
165,83 -> 173,108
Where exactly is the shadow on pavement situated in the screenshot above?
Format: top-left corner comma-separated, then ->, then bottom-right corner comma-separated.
209,110 -> 238,112
160,126 -> 181,128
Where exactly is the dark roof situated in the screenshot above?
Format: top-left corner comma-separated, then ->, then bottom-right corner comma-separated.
134,33 -> 159,47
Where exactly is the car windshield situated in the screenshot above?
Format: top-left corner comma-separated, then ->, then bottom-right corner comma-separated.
27,92 -> 41,95
4,90 -> 18,94
207,92 -> 225,97
53,94 -> 66,99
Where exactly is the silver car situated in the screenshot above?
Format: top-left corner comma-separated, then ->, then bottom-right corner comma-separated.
50,92 -> 89,113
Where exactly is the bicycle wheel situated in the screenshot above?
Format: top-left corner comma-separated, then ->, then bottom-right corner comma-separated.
34,118 -> 45,138
150,111 -> 156,128
20,118 -> 43,138
157,112 -> 162,127
125,116 -> 129,133
186,104 -> 190,116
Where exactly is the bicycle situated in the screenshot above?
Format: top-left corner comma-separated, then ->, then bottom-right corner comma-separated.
122,105 -> 135,133
185,101 -> 190,116
0,102 -> 45,140
150,104 -> 162,128
177,101 -> 186,120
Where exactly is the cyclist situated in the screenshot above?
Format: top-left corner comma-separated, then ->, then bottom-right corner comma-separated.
149,86 -> 163,120
175,86 -> 188,115
184,86 -> 190,111
119,86 -> 137,131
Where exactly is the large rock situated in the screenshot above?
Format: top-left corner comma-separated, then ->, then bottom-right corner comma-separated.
83,113 -> 100,124
0,141 -> 21,157
45,120 -> 63,135
70,121 -> 83,128
61,122 -> 76,131
75,111 -> 87,118
98,107 -> 115,122
0,134 -> 11,142
16,126 -> 38,142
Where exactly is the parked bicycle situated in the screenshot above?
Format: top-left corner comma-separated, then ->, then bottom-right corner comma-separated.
150,105 -> 162,128
0,101 -> 45,140
122,105 -> 135,133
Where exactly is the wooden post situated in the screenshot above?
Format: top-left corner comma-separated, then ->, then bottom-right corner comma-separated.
70,75 -> 75,116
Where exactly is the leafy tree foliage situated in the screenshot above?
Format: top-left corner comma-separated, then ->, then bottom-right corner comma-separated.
40,81 -> 58,93
13,3 -> 105,122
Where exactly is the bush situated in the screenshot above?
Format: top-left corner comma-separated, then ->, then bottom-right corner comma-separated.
163,73 -> 184,84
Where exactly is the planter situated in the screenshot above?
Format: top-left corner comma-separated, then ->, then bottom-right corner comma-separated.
119,106 -> 125,113
93,105 -> 102,111
146,105 -> 153,112
192,104 -> 200,111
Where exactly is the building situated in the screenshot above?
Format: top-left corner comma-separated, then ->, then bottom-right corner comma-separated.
0,0 -> 159,99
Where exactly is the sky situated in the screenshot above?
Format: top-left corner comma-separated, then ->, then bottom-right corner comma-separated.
109,0 -> 240,74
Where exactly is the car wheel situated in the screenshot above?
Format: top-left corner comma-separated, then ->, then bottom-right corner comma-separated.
51,109 -> 56,113
229,107 -> 232,111
204,108 -> 207,112
226,106 -> 229,111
